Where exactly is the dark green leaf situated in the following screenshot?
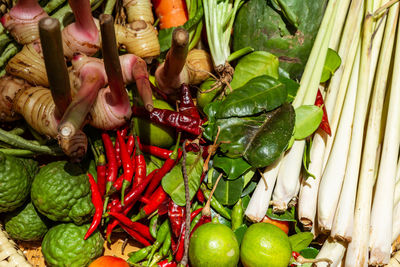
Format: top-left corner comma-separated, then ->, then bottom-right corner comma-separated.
279,76 -> 299,102
242,195 -> 251,211
230,51 -> 279,90
202,101 -> 221,141
213,154 -> 251,180
161,152 -> 203,206
272,0 -> 299,28
234,224 -> 248,245
294,105 -> 323,140
266,207 -> 297,222
289,232 -> 314,252
320,48 -> 341,83
216,75 -> 287,118
233,0 -> 327,78
243,169 -> 255,187
158,27 -> 176,53
241,181 -> 257,197
215,103 -> 295,168
212,170 -> 245,206
300,247 -> 319,259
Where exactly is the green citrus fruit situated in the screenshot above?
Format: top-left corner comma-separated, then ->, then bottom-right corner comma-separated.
134,99 -> 175,148
42,223 -> 104,267
196,79 -> 222,109
31,161 -> 94,224
4,201 -> 49,241
0,152 -> 31,212
189,223 -> 240,267
240,223 -> 292,267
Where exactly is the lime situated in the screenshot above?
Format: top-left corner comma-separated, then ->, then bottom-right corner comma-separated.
42,223 -> 104,267
0,152 -> 31,212
189,223 -> 240,267
134,99 -> 175,148
240,223 -> 292,267
4,201 -> 49,241
196,79 -> 222,109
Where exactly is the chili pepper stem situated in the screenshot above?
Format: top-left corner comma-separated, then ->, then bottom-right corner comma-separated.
131,209 -> 147,222
203,172 -> 223,217
121,180 -> 129,206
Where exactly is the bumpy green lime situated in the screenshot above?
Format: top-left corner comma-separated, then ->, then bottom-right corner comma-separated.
189,223 -> 240,267
134,99 -> 175,148
4,201 -> 49,241
0,152 -> 31,212
31,161 -> 94,224
42,223 -> 104,267
240,223 -> 292,267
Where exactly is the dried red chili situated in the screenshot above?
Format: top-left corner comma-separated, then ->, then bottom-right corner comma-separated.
315,89 -> 332,136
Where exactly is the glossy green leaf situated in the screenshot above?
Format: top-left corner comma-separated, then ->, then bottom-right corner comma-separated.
215,103 -> 295,168
211,169 -> 244,206
289,232 -> 314,252
320,48 -> 341,83
302,138 -> 316,179
234,224 -> 248,245
300,247 -> 319,259
266,207 -> 296,222
242,195 -> 251,211
241,181 -> 257,197
279,76 -> 299,103
294,105 -> 323,140
233,0 -> 327,78
230,51 -> 279,90
158,27 -> 176,53
216,75 -> 287,118
271,0 -> 299,28
161,152 -> 203,206
213,154 -> 251,180
202,101 -> 221,141
243,169 -> 255,187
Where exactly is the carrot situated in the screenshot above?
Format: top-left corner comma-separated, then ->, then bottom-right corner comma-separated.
153,0 -> 188,29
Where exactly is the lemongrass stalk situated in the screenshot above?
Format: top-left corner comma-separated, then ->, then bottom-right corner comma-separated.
369,3 -> 400,264
396,159 -> 400,183
317,42 -> 360,234
245,155 -> 283,222
322,0 -> 364,168
328,0 -> 352,50
394,180 -> 400,205
330,44 -> 362,240
386,251 -> 400,267
314,237 -> 347,267
392,202 -> 400,245
345,1 -> 386,265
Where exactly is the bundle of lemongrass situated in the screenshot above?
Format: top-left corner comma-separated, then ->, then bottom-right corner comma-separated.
245,0 -> 400,265
0,224 -> 32,267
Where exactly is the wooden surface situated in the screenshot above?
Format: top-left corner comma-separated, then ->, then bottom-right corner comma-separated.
18,233 -> 142,267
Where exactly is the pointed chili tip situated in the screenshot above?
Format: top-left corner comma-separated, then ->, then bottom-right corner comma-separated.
0,15 -> 6,26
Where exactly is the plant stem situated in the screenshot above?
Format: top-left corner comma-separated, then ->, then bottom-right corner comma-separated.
164,27 -> 189,82
68,0 -> 98,40
39,17 -> 71,120
314,238 -> 347,267
0,33 -> 12,55
227,47 -> 254,62
43,0 -> 66,13
0,148 -> 36,156
369,2 -> 400,264
99,14 -> 128,107
0,127 -> 62,155
104,0 -> 116,15
0,42 -> 18,68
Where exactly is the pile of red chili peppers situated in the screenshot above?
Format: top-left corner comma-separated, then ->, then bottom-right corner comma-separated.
83,84 -> 231,266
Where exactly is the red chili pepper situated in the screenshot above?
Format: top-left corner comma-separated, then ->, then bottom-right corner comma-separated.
96,154 -> 107,197
196,189 -> 205,203
179,83 -> 200,119
127,135 -> 173,160
108,212 -> 154,242
105,199 -> 137,242
144,133 -> 182,198
118,131 -> 135,205
131,106 -> 203,136
158,259 -> 177,267
109,173 -> 124,194
139,196 -> 150,204
292,251 -> 300,259
168,199 -> 185,238
120,224 -> 152,247
102,132 -> 118,194
115,136 -> 122,168
131,136 -> 146,189
126,135 -> 135,156
132,186 -> 169,222
84,173 -> 103,240
110,169 -> 158,213
315,89 -> 332,136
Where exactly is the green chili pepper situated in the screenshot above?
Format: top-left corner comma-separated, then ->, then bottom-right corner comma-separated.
147,220 -> 170,265
149,214 -> 159,239
160,230 -> 172,257
231,198 -> 244,231
127,246 -> 153,264
149,253 -> 164,267
201,184 -> 231,220
190,212 -> 202,231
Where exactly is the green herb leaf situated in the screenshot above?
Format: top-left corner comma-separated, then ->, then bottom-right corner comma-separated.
230,51 -> 279,90
158,27 -> 176,53
279,76 -> 300,103
216,75 -> 287,118
234,224 -> 248,245
300,247 -> 319,259
302,138 -> 316,179
161,152 -> 203,206
213,154 -> 252,180
289,232 -> 314,252
266,207 -> 296,222
294,105 -> 323,139
320,48 -> 341,83
241,181 -> 257,197
211,169 -> 245,206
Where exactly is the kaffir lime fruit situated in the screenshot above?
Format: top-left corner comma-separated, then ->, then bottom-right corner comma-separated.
0,152 -> 31,212
4,201 -> 49,241
42,223 -> 104,267
240,223 -> 292,267
134,99 -> 175,148
189,223 -> 240,267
